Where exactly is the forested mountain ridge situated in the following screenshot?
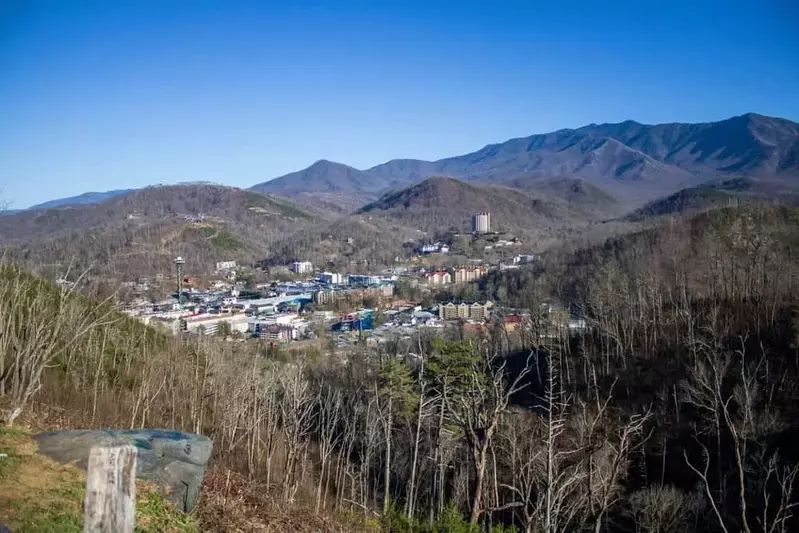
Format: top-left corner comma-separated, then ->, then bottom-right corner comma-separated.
251,113 -> 799,207
357,176 -> 601,234
250,160 -> 395,212
624,185 -> 751,221
6,113 -> 799,284
0,184 -> 316,280
257,176 -> 622,269
480,203 -> 799,309
501,175 -> 625,217
18,113 -> 799,218
25,188 -> 136,210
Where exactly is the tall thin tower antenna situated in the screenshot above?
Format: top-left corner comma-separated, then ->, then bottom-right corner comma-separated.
174,256 -> 185,304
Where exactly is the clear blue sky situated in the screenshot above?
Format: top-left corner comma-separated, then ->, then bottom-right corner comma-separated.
2,0 -> 798,208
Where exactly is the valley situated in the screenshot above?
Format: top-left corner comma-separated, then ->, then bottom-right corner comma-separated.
4,3 -> 799,531
4,113 -> 798,286
2,112 -> 799,533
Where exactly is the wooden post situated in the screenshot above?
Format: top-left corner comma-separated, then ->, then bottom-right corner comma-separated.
83,444 -> 137,533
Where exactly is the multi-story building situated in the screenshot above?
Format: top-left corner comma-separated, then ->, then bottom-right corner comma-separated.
318,272 -> 346,285
471,212 -> 491,233
468,302 -> 490,320
440,302 -> 467,320
314,287 -> 346,305
348,274 -> 381,286
291,261 -> 314,274
439,301 -> 492,321
314,282 -> 394,305
349,283 -> 395,300
423,270 -> 452,287
453,266 -> 488,284
181,313 -> 249,335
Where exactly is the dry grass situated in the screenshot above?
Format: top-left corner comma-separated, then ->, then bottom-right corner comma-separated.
0,424 -> 86,532
0,424 -> 196,533
196,466 -> 380,533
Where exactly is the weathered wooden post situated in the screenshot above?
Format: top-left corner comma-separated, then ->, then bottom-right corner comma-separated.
83,444 -> 137,533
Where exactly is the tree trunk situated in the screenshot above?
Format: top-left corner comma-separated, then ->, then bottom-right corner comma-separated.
407,372 -> 427,520
470,444 -> 488,524
383,396 -> 393,515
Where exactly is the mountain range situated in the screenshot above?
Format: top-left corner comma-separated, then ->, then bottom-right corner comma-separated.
3,112 -> 799,278
251,112 -> 799,210
27,189 -> 136,211
10,112 -> 798,215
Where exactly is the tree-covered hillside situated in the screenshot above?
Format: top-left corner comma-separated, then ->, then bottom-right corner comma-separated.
2,204 -> 799,532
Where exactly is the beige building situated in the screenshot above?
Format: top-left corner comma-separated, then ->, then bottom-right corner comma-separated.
453,266 -> 488,284
439,301 -> 492,321
423,270 -> 452,287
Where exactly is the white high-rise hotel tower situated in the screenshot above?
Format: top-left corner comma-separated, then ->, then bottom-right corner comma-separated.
471,212 -> 491,233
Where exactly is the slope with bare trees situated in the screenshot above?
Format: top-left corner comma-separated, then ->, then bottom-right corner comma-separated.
0,183 -> 316,281
2,204 -> 798,532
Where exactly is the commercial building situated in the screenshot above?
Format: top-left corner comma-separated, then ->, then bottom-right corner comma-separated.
418,242 -> 450,255
215,260 -> 237,271
180,313 -> 250,336
291,261 -> 314,274
248,313 -> 308,341
318,272 -> 346,285
502,315 -> 522,332
313,282 -> 394,305
471,212 -> 491,233
348,274 -> 381,286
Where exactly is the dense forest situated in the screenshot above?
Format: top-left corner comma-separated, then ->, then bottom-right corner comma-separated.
0,184 -> 316,281
1,204 -> 798,532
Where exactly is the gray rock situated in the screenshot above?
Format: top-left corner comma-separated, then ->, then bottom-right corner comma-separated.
33,429 -> 212,512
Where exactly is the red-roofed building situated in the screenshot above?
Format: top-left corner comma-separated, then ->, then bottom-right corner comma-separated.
502,315 -> 522,332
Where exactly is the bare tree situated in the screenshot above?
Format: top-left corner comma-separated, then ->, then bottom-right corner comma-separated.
629,485 -> 702,533
585,409 -> 652,533
441,342 -> 531,525
754,450 -> 799,533
496,348 -> 587,533
279,362 -> 314,502
576,378 -> 653,533
314,384 -> 342,513
0,265 -> 118,423
406,348 -> 440,520
680,321 -> 730,521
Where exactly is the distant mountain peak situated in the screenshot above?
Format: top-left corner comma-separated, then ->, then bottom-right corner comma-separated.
309,158 -> 348,168
250,158 -> 388,203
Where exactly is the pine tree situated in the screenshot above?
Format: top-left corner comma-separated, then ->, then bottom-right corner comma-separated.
376,355 -> 418,514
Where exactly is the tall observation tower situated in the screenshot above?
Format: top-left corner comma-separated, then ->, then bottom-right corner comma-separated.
174,256 -> 186,304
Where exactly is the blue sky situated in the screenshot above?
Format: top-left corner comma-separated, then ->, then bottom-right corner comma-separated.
2,0 -> 798,208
